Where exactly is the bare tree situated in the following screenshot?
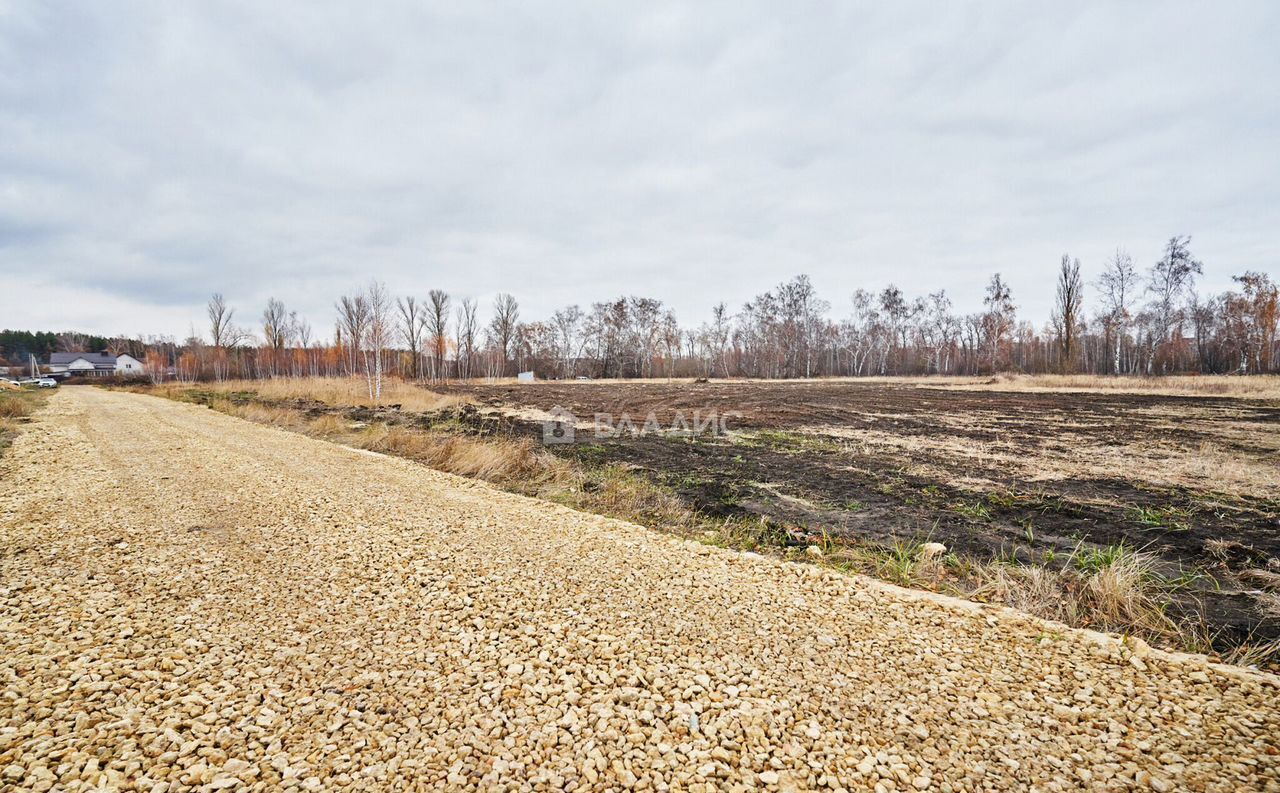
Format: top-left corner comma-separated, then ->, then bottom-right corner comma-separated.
259,298 -> 289,377
981,274 -> 1017,372
1051,255 -> 1084,372
1146,235 -> 1203,372
262,298 -> 288,351
844,290 -> 881,375
169,254 -> 1280,382
1095,248 -> 1139,374
336,292 -> 370,377
922,291 -> 957,374
629,297 -> 663,378
363,281 -> 393,402
1225,272 -> 1279,374
455,298 -> 479,380
877,285 -> 919,374
294,314 -> 314,376
205,293 -> 249,380
709,302 -> 731,377
488,293 -> 520,376
397,296 -> 425,379
207,293 -> 234,348
550,304 -> 584,379
585,299 -> 629,378
776,275 -> 827,378
427,289 -> 451,381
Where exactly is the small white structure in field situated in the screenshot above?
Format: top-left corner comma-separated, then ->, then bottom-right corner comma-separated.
516,371 -> 535,383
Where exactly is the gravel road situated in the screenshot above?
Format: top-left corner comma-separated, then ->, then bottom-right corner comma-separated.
2,388 -> 1277,792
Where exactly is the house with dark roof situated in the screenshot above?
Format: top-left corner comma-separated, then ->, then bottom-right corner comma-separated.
46,352 -> 144,377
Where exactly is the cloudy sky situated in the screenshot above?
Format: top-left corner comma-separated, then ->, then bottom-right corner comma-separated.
1,2 -> 1277,339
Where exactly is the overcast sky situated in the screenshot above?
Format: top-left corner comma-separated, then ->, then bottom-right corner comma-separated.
1,2 -> 1277,339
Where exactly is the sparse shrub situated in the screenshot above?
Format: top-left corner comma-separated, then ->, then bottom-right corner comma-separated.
975,564 -> 1080,625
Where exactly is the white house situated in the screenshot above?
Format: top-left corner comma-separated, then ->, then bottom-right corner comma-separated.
46,352 -> 144,377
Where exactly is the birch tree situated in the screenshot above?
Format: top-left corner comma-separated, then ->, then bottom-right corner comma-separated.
1095,249 -> 1140,374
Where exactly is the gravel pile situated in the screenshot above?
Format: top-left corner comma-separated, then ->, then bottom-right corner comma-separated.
1,388 -> 1277,792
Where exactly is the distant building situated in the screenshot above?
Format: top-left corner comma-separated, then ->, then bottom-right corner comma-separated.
46,352 -> 144,377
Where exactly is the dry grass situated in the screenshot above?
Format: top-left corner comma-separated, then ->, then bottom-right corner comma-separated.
0,393 -> 35,418
356,424 -> 573,485
0,389 -> 47,458
199,395 -> 568,489
982,545 -> 1176,635
201,377 -> 469,412
214,399 -> 310,429
307,413 -> 351,437
943,373 -> 1280,399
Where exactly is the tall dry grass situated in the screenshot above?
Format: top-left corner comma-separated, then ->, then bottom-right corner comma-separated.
0,393 -> 35,418
0,389 -> 46,458
203,377 -> 469,412
355,424 -> 572,485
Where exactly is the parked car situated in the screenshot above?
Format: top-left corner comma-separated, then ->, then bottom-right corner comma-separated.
37,378 -> 58,388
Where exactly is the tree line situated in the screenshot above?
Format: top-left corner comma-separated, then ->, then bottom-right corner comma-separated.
8,236 -> 1277,386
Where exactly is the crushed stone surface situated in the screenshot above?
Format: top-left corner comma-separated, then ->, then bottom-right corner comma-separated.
1,387 -> 1277,792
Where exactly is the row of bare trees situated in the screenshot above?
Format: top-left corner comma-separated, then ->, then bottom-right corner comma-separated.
42,236 -> 1276,382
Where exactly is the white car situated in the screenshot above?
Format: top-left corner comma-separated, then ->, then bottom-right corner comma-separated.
37,378 -> 58,388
